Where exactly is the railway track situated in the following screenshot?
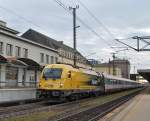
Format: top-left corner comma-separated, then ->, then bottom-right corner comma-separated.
0,100 -> 50,119
0,95 -> 99,119
50,89 -> 143,121
1,88 -> 144,121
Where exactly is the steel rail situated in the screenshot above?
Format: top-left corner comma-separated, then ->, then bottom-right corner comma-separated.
53,89 -> 143,121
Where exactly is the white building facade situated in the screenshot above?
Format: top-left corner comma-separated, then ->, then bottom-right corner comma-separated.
22,29 -> 91,69
0,20 -> 58,88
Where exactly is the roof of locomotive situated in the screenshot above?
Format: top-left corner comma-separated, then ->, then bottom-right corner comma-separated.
44,64 -> 98,75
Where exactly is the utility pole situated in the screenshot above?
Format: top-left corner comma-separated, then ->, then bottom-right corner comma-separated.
69,5 -> 79,67
108,58 -> 111,74
134,66 -> 136,74
73,7 -> 77,67
112,53 -> 116,76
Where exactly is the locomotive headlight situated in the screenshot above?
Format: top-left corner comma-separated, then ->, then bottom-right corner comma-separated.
39,83 -> 42,88
60,83 -> 64,88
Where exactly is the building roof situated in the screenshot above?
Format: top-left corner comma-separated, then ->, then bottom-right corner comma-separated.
113,59 -> 130,64
21,29 -> 86,59
0,30 -> 57,52
22,29 -> 59,49
0,20 -> 19,35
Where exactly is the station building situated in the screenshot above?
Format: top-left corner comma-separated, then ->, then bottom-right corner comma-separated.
94,63 -> 122,77
0,20 -> 89,102
94,59 -> 130,79
21,29 -> 90,69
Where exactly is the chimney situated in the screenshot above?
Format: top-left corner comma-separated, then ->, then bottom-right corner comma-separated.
0,20 -> 7,27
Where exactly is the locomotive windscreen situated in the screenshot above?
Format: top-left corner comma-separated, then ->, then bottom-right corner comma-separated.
43,68 -> 62,80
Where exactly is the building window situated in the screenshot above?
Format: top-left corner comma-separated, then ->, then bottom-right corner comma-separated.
15,46 -> 21,57
65,52 -> 67,57
0,42 -> 3,54
71,54 -> 73,59
51,56 -> 54,64
6,66 -> 18,87
68,53 -> 71,59
6,44 -> 13,56
62,51 -> 64,56
46,55 -> 49,64
23,48 -> 28,58
55,57 -> 58,63
40,53 -> 44,63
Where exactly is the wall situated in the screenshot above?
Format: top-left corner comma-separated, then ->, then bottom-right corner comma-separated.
0,33 -> 58,65
94,67 -> 122,77
0,88 -> 36,103
0,31 -> 59,88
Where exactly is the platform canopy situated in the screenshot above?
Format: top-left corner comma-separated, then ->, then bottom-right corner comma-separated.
0,55 -> 7,63
17,58 -> 41,70
138,69 -> 150,82
7,58 -> 27,67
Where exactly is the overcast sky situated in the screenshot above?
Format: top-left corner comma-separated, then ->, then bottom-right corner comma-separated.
0,0 -> 150,73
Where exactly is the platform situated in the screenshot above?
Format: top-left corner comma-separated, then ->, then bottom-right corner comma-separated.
0,88 -> 36,103
99,87 -> 150,121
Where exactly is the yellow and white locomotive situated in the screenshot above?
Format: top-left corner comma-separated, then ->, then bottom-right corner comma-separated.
37,64 -> 142,100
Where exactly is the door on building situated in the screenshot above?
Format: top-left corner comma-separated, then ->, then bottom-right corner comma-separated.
6,66 -> 18,87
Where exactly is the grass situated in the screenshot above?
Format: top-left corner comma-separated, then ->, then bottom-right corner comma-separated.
3,88 -> 142,121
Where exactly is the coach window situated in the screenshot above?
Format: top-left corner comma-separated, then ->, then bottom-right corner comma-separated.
15,46 -> 21,57
40,53 -> 44,63
106,79 -> 110,85
0,42 -> 3,54
23,48 -> 28,58
111,80 -> 113,85
6,44 -> 13,56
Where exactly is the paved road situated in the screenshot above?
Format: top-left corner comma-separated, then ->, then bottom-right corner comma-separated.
99,87 -> 150,121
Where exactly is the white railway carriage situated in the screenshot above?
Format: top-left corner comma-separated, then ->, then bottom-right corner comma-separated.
103,73 -> 140,92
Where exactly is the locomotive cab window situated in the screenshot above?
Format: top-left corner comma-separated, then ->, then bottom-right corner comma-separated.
68,71 -> 71,78
43,68 -> 62,80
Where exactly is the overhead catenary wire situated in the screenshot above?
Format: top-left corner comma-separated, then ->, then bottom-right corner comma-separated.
0,0 -> 114,50
52,0 -> 115,50
53,0 -> 149,71
77,0 -> 115,39
77,0 -> 139,50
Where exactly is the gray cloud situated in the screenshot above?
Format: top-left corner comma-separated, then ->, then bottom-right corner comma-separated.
0,0 -> 150,73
